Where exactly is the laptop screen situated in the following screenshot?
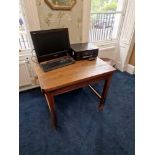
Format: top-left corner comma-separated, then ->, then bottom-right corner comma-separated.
30,28 -> 70,62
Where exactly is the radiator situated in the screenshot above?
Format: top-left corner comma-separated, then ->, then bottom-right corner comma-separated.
19,60 -> 32,87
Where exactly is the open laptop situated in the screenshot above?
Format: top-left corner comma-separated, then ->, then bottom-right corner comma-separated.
30,28 -> 75,72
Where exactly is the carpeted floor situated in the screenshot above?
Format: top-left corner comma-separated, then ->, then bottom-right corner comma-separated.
19,71 -> 135,155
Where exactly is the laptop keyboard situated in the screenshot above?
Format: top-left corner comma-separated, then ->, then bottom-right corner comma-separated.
41,56 -> 75,72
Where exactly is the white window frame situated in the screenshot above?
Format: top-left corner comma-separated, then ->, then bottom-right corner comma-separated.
19,0 -> 40,56
82,0 -> 128,48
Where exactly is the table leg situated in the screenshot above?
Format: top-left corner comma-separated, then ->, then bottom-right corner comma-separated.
45,92 -> 57,129
99,75 -> 112,110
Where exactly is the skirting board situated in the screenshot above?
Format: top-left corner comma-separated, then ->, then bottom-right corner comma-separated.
126,64 -> 135,74
19,85 -> 40,92
114,62 -> 123,72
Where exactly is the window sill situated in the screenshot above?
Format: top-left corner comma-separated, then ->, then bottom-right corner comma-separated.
19,49 -> 33,56
92,39 -> 118,50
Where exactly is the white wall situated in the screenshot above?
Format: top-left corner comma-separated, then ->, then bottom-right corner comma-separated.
117,0 -> 135,71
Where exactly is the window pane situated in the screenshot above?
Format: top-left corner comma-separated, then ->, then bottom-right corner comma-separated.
89,0 -> 123,42
19,3 -> 31,51
91,0 -> 119,13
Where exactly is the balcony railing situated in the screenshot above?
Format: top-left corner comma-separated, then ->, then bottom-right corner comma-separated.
89,11 -> 121,42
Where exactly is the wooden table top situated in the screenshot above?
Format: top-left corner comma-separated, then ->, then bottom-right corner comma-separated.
33,57 -> 116,92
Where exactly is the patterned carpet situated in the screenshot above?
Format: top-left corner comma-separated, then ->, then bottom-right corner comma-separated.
19,71 -> 135,155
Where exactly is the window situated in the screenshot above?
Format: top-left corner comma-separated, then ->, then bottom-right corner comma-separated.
89,0 -> 125,43
19,3 -> 31,51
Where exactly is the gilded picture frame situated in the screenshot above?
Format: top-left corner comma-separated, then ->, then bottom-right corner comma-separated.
44,0 -> 76,10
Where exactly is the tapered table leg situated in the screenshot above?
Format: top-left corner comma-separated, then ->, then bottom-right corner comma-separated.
45,92 -> 57,129
99,75 -> 112,110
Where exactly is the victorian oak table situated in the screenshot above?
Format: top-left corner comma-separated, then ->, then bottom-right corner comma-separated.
33,58 -> 116,129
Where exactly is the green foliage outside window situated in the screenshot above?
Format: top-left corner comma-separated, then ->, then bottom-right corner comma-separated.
91,0 -> 117,13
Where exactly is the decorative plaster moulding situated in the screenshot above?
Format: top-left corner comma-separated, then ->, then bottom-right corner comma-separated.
44,0 -> 76,10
